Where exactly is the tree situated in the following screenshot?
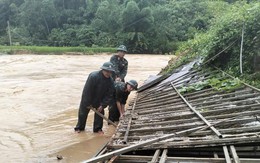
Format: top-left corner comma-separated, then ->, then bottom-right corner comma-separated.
121,1 -> 154,52
91,0 -> 121,33
0,0 -> 24,37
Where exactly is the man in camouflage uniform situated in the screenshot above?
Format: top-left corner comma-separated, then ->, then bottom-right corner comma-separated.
74,62 -> 115,134
110,45 -> 128,82
108,80 -> 138,123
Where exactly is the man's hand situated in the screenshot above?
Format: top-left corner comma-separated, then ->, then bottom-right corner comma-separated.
97,106 -> 103,112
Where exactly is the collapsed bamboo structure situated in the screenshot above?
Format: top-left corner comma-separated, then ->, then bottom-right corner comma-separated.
84,61 -> 260,163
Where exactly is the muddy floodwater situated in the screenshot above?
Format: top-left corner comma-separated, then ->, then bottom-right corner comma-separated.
0,53 -> 171,163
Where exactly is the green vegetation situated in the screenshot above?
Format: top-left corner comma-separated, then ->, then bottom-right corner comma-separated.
241,72 -> 260,89
161,1 -> 260,88
0,0 -> 214,53
179,77 -> 242,94
164,1 -> 260,73
0,45 -> 115,54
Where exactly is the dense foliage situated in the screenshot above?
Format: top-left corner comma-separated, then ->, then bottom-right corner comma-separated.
0,0 -> 214,53
162,1 -> 259,87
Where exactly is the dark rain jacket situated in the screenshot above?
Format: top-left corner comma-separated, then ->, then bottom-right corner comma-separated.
79,70 -> 114,110
110,54 -> 128,80
114,82 -> 130,105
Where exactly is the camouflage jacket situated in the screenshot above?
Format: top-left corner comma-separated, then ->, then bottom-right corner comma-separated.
110,54 -> 128,80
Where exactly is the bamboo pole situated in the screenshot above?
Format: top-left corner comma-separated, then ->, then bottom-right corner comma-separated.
82,125 -> 206,163
197,99 -> 260,111
107,156 -> 118,163
118,155 -> 260,162
168,157 -> 260,163
189,89 -> 253,104
190,125 -> 260,136
136,111 -> 195,122
136,107 -> 193,118
113,130 -> 260,143
223,146 -> 232,163
89,107 -> 117,127
206,109 -> 260,120
171,82 -> 223,138
137,94 -> 180,106
185,89 -> 220,100
138,86 -> 171,101
191,93 -> 259,107
135,111 -> 195,123
159,149 -> 168,163
240,23 -> 245,74
153,136 -> 260,149
208,103 -> 260,114
135,98 -> 183,109
7,21 -> 12,46
137,92 -> 177,104
109,136 -> 260,150
123,117 -> 132,144
150,149 -> 161,163
136,103 -> 187,114
120,117 -> 200,129
129,122 -> 204,133
230,145 -> 240,163
122,94 -> 138,144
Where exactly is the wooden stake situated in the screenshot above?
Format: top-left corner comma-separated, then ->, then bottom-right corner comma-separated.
7,21 -> 12,46
90,107 -> 117,127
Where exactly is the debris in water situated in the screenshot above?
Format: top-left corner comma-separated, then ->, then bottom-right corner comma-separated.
56,155 -> 63,160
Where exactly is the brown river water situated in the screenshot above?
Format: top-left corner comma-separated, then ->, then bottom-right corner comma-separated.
0,54 -> 171,163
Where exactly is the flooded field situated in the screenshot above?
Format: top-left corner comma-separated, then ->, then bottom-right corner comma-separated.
0,54 -> 171,162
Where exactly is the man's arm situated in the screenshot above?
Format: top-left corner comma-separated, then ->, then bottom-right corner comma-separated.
79,72 -> 96,109
100,79 -> 115,109
116,101 -> 124,118
114,84 -> 126,117
120,60 -> 128,80
110,55 -> 122,81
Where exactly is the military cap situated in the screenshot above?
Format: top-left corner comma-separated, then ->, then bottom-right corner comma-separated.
117,45 -> 127,52
100,62 -> 115,72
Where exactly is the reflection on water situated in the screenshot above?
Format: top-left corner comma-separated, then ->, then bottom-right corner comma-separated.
0,54 -> 170,162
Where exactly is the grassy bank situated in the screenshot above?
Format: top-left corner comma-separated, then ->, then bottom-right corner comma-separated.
0,46 -> 115,55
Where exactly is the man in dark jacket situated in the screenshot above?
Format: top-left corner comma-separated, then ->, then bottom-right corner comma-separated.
110,45 -> 128,82
74,62 -> 115,134
108,80 -> 138,123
